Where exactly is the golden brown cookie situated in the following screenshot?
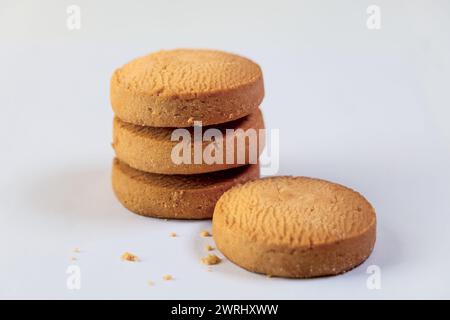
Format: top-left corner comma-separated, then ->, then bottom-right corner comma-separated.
112,158 -> 260,219
213,177 -> 376,278
112,109 -> 265,175
110,49 -> 264,127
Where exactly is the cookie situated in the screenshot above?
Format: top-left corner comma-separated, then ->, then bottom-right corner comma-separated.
112,109 -> 265,175
112,158 -> 260,219
110,49 -> 264,127
212,177 -> 376,278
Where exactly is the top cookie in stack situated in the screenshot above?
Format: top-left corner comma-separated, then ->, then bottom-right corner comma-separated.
110,49 -> 264,127
110,49 -> 265,219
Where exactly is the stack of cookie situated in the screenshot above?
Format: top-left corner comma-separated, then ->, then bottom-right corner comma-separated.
110,49 -> 265,219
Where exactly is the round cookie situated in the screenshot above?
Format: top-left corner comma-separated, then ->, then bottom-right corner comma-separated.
112,109 -> 265,175
110,49 -> 264,127
112,158 -> 260,219
212,177 -> 376,278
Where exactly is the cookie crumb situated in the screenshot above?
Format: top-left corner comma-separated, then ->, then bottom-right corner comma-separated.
201,254 -> 221,265
121,252 -> 139,262
266,274 -> 273,278
187,117 -> 194,124
169,232 -> 177,237
73,248 -> 81,253
205,245 -> 215,251
163,274 -> 173,281
200,230 -> 212,237
148,281 -> 155,286
70,257 -> 77,261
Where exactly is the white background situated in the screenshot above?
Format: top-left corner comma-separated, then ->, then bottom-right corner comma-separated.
1,0 -> 449,299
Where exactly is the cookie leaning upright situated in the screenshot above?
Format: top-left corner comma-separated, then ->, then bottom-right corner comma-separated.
110,49 -> 264,127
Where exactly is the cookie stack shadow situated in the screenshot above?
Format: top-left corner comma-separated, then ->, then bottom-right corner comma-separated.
110,49 -> 265,219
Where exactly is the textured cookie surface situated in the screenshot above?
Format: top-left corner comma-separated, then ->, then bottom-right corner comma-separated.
111,49 -> 264,127
113,109 -> 265,175
213,177 -> 376,278
112,158 -> 259,219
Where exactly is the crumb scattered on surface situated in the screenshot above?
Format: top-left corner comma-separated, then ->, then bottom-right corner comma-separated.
70,257 -> 77,261
163,275 -> 173,281
73,248 -> 81,253
205,245 -> 215,251
148,281 -> 155,286
200,230 -> 212,237
169,232 -> 177,237
266,274 -> 273,278
121,252 -> 139,262
201,254 -> 221,265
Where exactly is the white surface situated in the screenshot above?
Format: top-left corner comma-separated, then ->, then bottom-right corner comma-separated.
1,0 -> 450,299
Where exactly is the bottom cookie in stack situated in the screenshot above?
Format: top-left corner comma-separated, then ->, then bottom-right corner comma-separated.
112,158 -> 260,219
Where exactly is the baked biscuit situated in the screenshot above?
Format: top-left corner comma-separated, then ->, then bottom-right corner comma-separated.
112,158 -> 260,219
110,49 -> 264,127
112,109 -> 265,175
212,177 -> 376,278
